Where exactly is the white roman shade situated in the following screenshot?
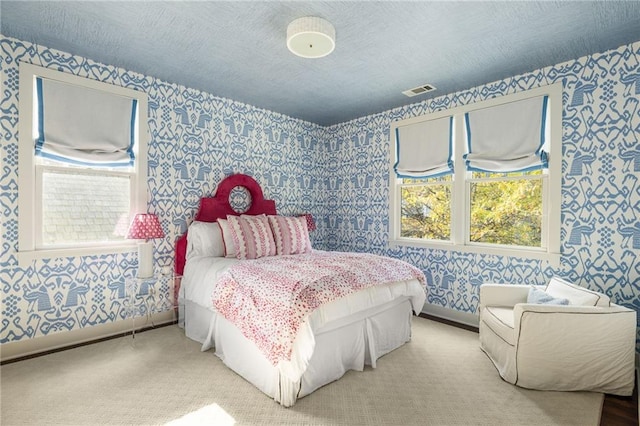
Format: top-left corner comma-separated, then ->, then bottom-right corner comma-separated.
464,95 -> 548,172
35,77 -> 136,167
394,116 -> 453,178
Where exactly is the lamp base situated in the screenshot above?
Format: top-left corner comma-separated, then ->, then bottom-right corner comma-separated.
137,242 -> 154,278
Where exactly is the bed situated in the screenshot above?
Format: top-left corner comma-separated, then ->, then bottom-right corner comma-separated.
175,174 -> 427,407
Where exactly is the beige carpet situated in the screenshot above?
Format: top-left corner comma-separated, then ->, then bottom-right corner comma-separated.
1,317 -> 603,426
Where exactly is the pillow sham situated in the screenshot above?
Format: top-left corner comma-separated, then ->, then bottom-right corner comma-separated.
186,221 -> 225,259
217,218 -> 237,258
226,214 -> 277,260
268,215 -> 312,255
527,286 -> 569,305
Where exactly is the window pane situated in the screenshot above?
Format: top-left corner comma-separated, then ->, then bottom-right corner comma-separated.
469,178 -> 542,247
400,184 -> 451,240
42,169 -> 130,245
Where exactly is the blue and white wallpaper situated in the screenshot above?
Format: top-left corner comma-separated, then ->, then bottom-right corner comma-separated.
0,36 -> 324,346
1,35 -> 639,352
323,42 -> 640,350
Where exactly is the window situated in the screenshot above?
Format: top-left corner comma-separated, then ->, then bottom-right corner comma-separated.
18,63 -> 148,263
400,176 -> 452,241
468,170 -> 544,247
389,84 -> 561,264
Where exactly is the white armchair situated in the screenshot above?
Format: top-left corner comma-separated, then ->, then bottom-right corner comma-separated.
479,277 -> 636,396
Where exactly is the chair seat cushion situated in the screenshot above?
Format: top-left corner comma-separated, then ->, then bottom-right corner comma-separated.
481,306 -> 515,346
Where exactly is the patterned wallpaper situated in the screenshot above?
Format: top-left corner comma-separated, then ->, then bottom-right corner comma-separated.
0,37 -> 324,345
323,42 -> 640,349
1,35 -> 638,351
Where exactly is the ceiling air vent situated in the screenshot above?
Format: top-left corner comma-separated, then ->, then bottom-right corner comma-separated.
402,84 -> 436,97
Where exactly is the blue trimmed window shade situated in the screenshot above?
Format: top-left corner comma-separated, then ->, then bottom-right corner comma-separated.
394,116 -> 453,178
35,77 -> 136,167
464,96 -> 548,173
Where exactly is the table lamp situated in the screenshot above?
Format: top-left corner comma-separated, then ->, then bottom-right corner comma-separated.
127,213 -> 164,278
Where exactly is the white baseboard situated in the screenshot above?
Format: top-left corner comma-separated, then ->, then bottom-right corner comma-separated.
421,303 -> 480,328
1,311 -> 174,363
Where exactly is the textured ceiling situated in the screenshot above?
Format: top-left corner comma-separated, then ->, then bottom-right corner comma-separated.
2,1 -> 640,126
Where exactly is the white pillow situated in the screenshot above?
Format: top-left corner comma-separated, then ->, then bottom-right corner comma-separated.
545,277 -> 609,307
217,218 -> 237,258
186,221 -> 225,259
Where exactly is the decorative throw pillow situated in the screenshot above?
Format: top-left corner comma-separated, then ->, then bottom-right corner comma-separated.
226,214 -> 277,260
527,286 -> 569,305
545,276 -> 606,306
268,215 -> 312,255
186,221 -> 225,259
217,218 -> 237,258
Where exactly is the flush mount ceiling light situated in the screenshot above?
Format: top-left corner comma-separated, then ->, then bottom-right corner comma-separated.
287,17 -> 335,59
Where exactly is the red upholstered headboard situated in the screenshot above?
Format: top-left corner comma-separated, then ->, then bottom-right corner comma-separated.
174,174 -> 277,276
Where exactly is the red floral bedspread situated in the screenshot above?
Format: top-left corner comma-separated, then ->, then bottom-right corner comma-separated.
212,251 -> 426,366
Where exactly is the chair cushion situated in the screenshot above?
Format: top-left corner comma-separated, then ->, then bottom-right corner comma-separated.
545,277 -> 609,307
481,306 -> 515,346
527,287 -> 569,305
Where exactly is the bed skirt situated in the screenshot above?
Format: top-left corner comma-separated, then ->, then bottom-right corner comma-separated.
184,297 -> 414,406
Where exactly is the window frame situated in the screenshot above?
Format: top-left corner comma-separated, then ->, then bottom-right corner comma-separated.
389,83 -> 562,265
18,63 -> 149,265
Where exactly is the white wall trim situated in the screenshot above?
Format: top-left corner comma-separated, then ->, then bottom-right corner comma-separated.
17,243 -> 138,267
421,303 -> 480,328
1,311 -> 174,363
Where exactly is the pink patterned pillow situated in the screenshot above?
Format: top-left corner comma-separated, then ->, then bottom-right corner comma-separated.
226,214 -> 277,260
268,215 -> 312,255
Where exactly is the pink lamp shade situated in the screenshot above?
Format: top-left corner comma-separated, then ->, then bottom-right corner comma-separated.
127,213 -> 164,278
126,213 -> 164,241
299,213 -> 316,232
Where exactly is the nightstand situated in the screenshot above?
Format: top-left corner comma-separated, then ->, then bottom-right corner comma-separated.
124,273 -> 182,337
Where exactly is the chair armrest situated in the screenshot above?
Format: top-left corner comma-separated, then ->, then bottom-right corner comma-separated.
511,303 -> 637,395
513,303 -> 636,343
480,284 -> 533,308
514,303 -> 633,317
